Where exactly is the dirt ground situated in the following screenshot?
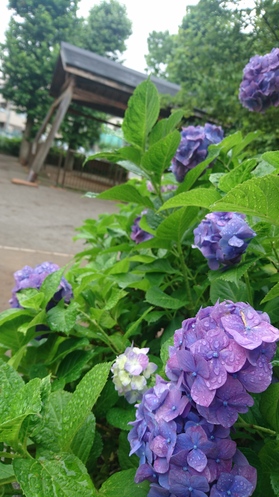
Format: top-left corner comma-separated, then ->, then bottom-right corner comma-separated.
0,154 -> 118,311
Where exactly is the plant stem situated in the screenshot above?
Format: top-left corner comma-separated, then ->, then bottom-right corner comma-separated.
236,417 -> 277,437
80,311 -> 120,355
244,271 -> 253,305
177,241 -> 194,310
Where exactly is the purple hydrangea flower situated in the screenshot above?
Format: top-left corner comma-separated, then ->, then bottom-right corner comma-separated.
111,345 -> 157,403
197,376 -> 254,428
193,212 -> 256,270
9,262 -> 72,308
131,210 -> 154,244
210,472 -> 254,497
171,124 -> 224,182
239,48 -> 279,112
147,181 -> 178,193
129,301 -> 279,496
169,470 -> 209,497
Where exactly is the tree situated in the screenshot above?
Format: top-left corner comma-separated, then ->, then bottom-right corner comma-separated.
59,0 -> 132,165
78,0 -> 132,60
0,0 -> 79,164
145,0 -> 279,147
145,31 -> 176,78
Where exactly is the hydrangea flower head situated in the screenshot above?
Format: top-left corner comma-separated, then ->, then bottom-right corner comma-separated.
171,123 -> 224,182
239,48 -> 279,112
111,345 -> 157,403
131,211 -> 154,244
9,262 -> 72,308
193,212 -> 256,270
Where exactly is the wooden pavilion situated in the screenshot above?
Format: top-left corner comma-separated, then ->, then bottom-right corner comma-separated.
27,42 -> 181,182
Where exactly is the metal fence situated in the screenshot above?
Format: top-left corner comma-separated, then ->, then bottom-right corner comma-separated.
41,158 -> 127,193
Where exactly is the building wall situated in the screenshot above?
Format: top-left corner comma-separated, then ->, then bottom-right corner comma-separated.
0,94 -> 26,136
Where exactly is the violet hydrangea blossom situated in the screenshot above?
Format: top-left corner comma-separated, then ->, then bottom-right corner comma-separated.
193,212 -> 256,270
171,124 -> 224,183
128,300 -> 279,497
111,345 -> 157,403
9,262 -> 72,308
239,47 -> 279,112
131,211 -> 154,244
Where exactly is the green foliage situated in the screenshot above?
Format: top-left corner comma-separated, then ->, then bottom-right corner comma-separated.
1,78 -> 279,496
145,0 -> 279,148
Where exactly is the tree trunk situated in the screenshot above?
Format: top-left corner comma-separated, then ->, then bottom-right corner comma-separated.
64,147 -> 75,171
19,115 -> 34,165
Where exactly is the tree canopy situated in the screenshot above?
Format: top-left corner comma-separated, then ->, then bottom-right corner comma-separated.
145,0 -> 279,146
0,0 -> 132,159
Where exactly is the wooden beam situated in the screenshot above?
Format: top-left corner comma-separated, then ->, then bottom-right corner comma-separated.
64,64 -> 134,94
31,78 -> 75,155
73,87 -> 127,111
27,79 -> 74,182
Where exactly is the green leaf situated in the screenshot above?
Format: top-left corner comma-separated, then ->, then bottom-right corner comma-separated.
261,151 -> 279,169
86,146 -> 142,167
93,380 -> 119,419
30,390 -> 71,452
0,377 -> 42,446
215,131 -> 243,153
97,184 -> 153,208
259,441 -> 279,497
259,383 -> 279,432
71,413 -> 96,464
124,307 -> 154,339
16,288 -> 45,310
18,310 -> 47,335
106,407 -> 135,431
47,337 -> 89,365
176,149 -> 220,194
0,462 -> 15,484
122,79 -> 160,150
160,336 -> 173,366
141,130 -> 181,183
208,260 -> 257,285
13,452 -> 97,497
46,301 -> 79,335
261,282 -> 279,304
145,287 -> 186,309
160,188 -> 221,211
211,175 -> 279,225
59,362 -> 111,450
218,159 -> 257,193
57,350 -> 93,384
40,268 -> 65,307
118,431 -> 139,470
0,308 -> 34,327
99,469 -> 149,497
231,130 -> 261,157
156,207 -> 199,242
210,280 -> 249,304
149,109 -> 184,146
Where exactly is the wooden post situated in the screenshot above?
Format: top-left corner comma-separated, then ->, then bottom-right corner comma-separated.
27,79 -> 74,182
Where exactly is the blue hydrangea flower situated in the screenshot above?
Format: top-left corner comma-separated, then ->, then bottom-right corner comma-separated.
210,472 -> 254,497
131,211 -> 154,244
171,124 -> 224,182
239,48 -> 279,112
111,345 -> 157,403
129,301 -> 278,496
9,262 -> 72,308
193,212 -> 256,270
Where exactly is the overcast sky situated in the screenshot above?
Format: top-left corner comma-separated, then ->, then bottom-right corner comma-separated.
0,1 -> 198,72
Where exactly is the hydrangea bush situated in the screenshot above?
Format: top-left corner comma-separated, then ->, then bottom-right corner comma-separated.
1,71 -> 279,497
239,47 -> 279,112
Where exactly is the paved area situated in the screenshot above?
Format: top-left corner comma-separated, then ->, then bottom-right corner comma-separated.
0,154 -> 118,311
